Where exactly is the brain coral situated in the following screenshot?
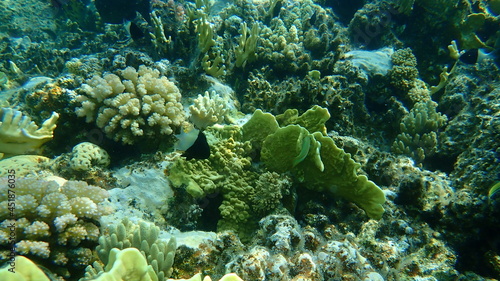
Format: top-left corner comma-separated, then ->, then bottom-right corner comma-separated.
69,142 -> 110,171
75,65 -> 186,144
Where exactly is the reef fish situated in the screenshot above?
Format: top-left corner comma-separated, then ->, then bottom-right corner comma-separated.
459,48 -> 497,64
175,128 -> 210,160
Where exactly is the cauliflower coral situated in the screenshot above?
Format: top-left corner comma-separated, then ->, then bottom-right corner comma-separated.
75,65 -> 185,144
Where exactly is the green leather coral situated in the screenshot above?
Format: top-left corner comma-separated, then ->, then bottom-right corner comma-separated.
261,125 -> 323,173
241,109 -> 279,149
276,105 -> 330,135
298,132 -> 385,219
256,107 -> 386,219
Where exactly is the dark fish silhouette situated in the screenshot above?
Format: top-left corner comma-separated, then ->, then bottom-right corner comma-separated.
175,129 -> 210,160
128,22 -> 145,41
94,0 -> 150,24
459,48 -> 497,64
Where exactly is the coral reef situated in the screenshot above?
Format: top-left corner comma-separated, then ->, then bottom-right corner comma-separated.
0,176 -> 111,278
84,219 -> 176,281
172,214 -> 458,281
169,106 -> 385,242
69,142 -> 110,172
1,0 -> 499,280
75,65 -> 185,145
189,91 -> 230,129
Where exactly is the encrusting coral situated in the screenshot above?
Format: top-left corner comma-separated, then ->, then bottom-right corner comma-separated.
75,65 -> 185,145
0,176 -> 111,278
0,155 -> 50,177
0,107 -> 59,156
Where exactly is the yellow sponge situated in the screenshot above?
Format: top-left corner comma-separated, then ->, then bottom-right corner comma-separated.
90,248 -> 157,281
0,256 -> 50,281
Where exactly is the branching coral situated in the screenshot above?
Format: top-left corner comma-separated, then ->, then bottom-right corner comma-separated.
234,22 -> 260,68
0,176 -> 111,278
75,65 -> 185,145
392,99 -> 447,162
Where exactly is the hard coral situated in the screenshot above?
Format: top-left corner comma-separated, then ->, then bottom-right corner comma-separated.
0,108 -> 59,156
0,176 -> 111,278
189,91 -> 229,129
69,142 -> 110,171
75,65 -> 185,145
84,219 -> 176,281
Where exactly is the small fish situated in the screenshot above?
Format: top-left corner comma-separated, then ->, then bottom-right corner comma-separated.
488,182 -> 500,201
175,128 -> 210,160
308,10 -> 317,25
125,21 -> 145,42
459,48 -> 497,64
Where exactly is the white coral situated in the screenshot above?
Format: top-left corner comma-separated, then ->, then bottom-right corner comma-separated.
69,142 -> 110,171
189,91 -> 229,129
0,108 -> 59,155
15,240 -> 50,258
76,65 -> 185,144
0,176 -> 111,264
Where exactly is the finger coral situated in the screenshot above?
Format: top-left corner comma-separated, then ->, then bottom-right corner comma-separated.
84,219 -> 176,281
189,91 -> 229,129
392,99 -> 447,162
75,65 -> 186,144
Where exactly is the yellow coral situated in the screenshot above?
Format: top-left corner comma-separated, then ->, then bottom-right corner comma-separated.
0,256 -> 50,281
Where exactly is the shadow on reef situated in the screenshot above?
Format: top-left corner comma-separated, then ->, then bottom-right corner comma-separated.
323,0 -> 366,25
455,223 -> 500,279
395,174 -> 500,279
422,153 -> 457,174
453,203 -> 500,279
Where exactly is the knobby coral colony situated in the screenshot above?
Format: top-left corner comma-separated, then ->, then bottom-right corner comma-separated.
1,0 -> 500,280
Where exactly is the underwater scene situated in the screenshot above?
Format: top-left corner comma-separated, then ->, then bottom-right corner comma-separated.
0,0 -> 499,280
